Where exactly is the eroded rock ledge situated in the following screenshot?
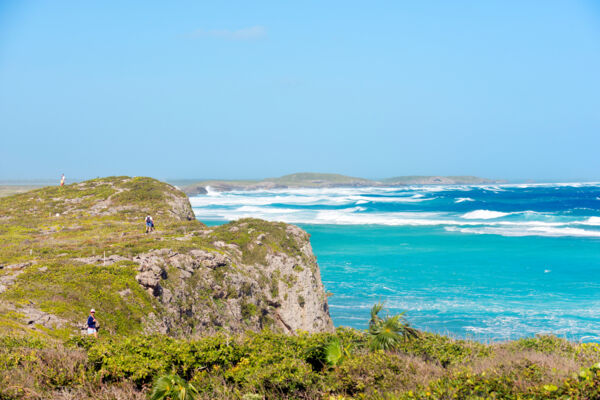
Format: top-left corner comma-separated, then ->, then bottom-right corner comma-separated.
131,221 -> 334,336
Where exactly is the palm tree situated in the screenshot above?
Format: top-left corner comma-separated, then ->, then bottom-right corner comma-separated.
368,302 -> 418,351
149,373 -> 199,400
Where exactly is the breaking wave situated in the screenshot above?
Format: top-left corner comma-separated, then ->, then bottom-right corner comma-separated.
455,197 -> 475,203
462,210 -> 511,219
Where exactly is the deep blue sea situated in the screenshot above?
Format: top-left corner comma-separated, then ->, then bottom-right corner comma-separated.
191,183 -> 600,341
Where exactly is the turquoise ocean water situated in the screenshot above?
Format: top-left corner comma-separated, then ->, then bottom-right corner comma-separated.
193,183 -> 600,341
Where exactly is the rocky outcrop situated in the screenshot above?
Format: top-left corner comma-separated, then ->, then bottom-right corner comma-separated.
164,191 -> 195,221
73,255 -> 129,266
131,222 -> 334,336
184,185 -> 208,196
0,262 -> 31,294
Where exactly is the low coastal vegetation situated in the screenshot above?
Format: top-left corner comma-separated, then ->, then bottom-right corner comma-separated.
1,177 -> 598,399
1,328 -> 600,399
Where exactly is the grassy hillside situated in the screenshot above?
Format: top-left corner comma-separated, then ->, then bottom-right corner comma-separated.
0,177 -> 200,338
269,173 -> 373,186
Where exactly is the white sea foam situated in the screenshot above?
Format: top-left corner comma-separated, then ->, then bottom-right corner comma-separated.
348,194 -> 435,203
462,210 -> 511,219
236,206 -> 300,214
190,188 -> 438,209
446,226 -> 600,238
310,210 -> 445,226
480,185 -> 506,192
190,194 -> 349,207
499,182 -> 600,189
455,197 -> 475,203
191,186 -> 600,238
580,216 -> 600,226
194,203 -> 600,239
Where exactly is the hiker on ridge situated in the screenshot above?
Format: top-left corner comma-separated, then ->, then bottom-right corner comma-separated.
145,215 -> 155,233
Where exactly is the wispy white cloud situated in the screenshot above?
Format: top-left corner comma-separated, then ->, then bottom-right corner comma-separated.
189,26 -> 267,41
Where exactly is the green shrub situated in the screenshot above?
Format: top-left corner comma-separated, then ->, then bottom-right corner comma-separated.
1,329 -> 600,400
398,331 -> 491,367
330,351 -> 426,396
241,302 -> 258,319
544,362 -> 600,398
88,334 -> 243,385
511,334 -> 576,356
0,335 -> 46,369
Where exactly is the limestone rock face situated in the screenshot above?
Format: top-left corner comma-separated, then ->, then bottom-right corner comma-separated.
133,222 -> 334,336
165,191 -> 195,221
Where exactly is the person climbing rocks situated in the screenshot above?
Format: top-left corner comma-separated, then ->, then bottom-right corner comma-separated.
87,309 -> 98,338
145,215 -> 155,233
60,174 -> 65,187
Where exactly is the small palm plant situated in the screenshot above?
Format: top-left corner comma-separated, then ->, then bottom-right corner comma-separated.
323,337 -> 352,367
149,373 -> 199,400
368,302 -> 418,351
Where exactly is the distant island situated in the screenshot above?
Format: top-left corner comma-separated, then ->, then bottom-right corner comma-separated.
180,172 -> 506,195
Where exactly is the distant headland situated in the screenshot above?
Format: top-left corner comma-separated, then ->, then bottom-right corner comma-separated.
0,173 -> 506,198
180,172 -> 506,195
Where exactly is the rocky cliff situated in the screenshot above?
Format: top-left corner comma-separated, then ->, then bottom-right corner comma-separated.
0,176 -> 333,338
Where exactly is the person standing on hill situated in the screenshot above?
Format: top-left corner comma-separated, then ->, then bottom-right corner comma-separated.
60,174 -> 65,187
87,309 -> 98,338
145,215 -> 154,233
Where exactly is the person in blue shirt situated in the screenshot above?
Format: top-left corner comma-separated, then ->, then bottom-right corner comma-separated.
145,215 -> 155,233
87,309 -> 98,337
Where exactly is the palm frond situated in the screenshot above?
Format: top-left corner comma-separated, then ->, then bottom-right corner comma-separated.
323,337 -> 353,367
369,302 -> 385,327
367,303 -> 419,351
324,338 -> 344,366
150,374 -> 198,400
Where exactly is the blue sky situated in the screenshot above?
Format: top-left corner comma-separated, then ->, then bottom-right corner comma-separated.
1,1 -> 599,181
